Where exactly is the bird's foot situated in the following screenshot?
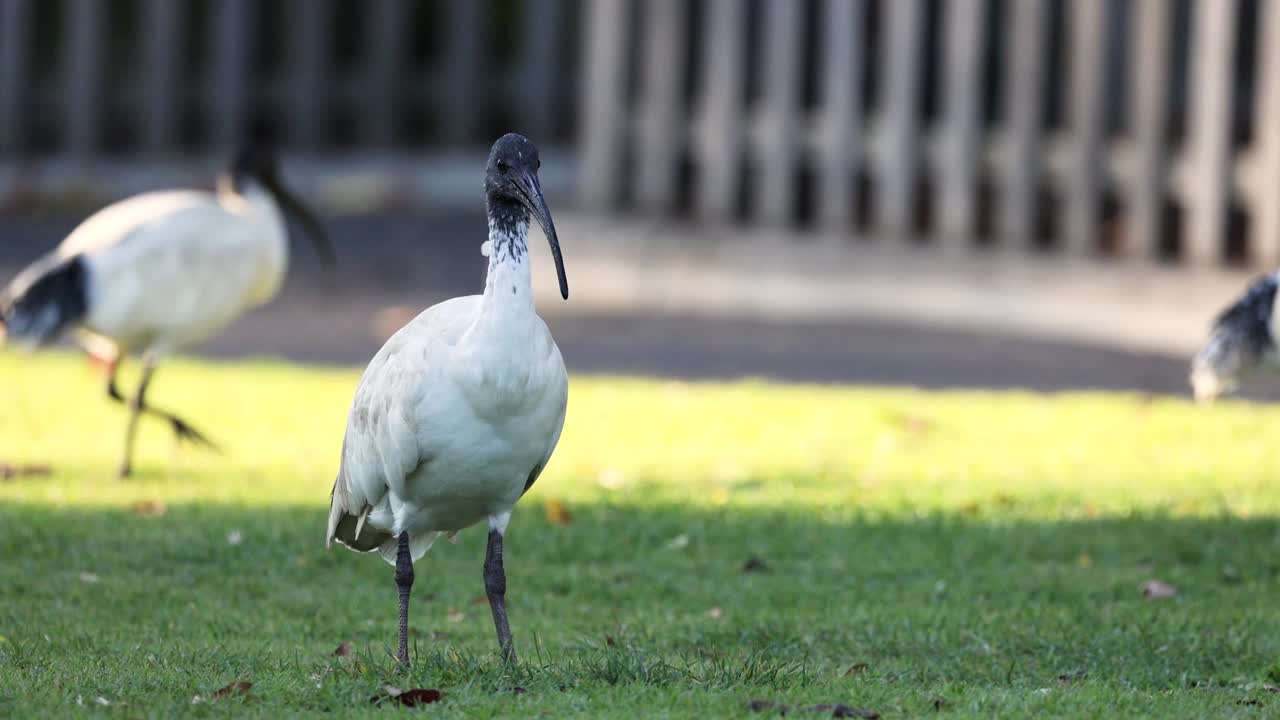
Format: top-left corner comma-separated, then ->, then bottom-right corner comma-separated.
171,418 -> 220,452
500,644 -> 518,666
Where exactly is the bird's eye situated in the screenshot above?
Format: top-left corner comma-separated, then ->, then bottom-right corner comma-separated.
496,160 -> 509,175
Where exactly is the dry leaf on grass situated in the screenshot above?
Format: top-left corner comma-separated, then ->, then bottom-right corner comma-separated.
544,499 -> 573,526
130,500 -> 167,517
1140,579 -> 1177,599
1057,672 -> 1087,686
844,663 -> 869,676
370,686 -> 444,707
810,704 -> 880,718
333,641 -> 354,656
748,699 -> 879,718
212,681 -> 252,700
0,463 -> 52,481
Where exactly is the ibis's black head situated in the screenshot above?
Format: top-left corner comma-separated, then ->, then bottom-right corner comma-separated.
227,145 -> 335,267
485,133 -> 567,300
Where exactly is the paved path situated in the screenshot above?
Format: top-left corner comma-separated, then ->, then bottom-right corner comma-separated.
3,211 -> 1275,399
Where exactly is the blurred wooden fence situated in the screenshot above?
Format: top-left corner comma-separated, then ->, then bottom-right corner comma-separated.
2,0 -> 1278,270
0,0 -> 578,155
579,0 -> 1280,269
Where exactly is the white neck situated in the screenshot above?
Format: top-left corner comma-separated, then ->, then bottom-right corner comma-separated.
218,177 -> 290,301
482,217 -> 535,313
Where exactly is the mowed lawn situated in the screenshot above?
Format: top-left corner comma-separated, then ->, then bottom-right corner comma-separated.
1,351 -> 1279,718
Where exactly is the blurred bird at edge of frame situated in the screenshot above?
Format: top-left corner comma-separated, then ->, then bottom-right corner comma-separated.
1190,272 -> 1280,403
0,147 -> 334,477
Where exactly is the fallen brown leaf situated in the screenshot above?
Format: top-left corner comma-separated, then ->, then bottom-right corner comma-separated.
370,686 -> 444,707
748,699 -> 878,718
212,681 -> 252,700
844,663 -> 869,676
1141,579 -> 1177,599
333,641 -> 354,656
742,556 -> 771,573
0,463 -> 52,481
130,500 -> 167,517
1057,671 -> 1086,686
749,699 -> 785,713
892,412 -> 934,437
807,704 -> 879,718
544,499 -> 572,526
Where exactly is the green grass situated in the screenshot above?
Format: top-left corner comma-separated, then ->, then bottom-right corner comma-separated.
2,350 -> 1279,718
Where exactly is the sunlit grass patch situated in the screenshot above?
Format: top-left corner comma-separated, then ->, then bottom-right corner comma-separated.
1,350 -> 1278,717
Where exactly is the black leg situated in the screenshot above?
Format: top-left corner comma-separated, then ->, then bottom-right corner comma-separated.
394,532 -> 414,666
484,529 -> 517,663
117,363 -> 156,478
105,360 -> 219,478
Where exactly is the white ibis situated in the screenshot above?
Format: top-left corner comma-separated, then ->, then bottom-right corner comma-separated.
0,148 -> 333,476
1190,273 -> 1279,402
326,133 -> 568,665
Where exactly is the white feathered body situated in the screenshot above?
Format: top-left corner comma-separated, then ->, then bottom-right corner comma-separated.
61,184 -> 288,355
328,224 -> 567,564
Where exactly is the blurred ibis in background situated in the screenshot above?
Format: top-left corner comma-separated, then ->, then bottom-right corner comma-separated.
1190,273 -> 1279,402
0,147 -> 333,477
326,133 -> 569,665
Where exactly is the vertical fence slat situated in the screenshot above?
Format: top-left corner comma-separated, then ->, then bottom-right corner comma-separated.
1128,0 -> 1172,262
0,0 -> 30,152
519,0 -> 563,142
578,0 -> 629,210
695,0 -> 745,220
636,0 -> 686,213
287,0 -> 332,148
999,0 -> 1049,247
938,0 -> 985,245
756,0 -> 802,225
1252,0 -> 1280,268
1064,0 -> 1107,256
64,0 -> 103,154
142,0 -> 182,152
1185,0 -> 1238,267
361,0 -> 404,146
211,0 -> 255,152
876,0 -> 924,237
817,0 -> 865,233
443,0 -> 486,144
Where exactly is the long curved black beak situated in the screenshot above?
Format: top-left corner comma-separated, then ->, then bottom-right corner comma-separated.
263,174 -> 336,268
517,171 -> 568,300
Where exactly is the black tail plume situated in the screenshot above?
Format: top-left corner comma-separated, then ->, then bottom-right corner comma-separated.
1,254 -> 89,346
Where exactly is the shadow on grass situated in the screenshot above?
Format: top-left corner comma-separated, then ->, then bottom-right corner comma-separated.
1,500 -> 1278,715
